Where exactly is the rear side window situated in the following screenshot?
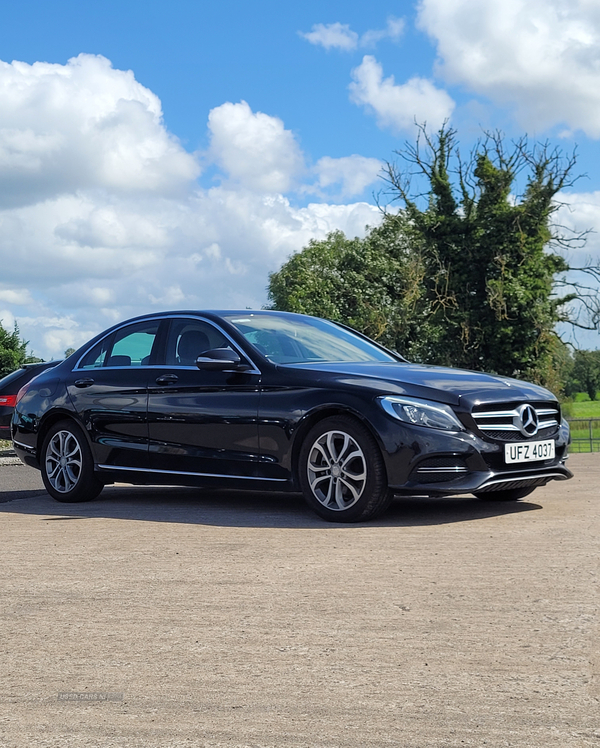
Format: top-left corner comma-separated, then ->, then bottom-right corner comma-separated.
79,338 -> 111,370
78,321 -> 161,369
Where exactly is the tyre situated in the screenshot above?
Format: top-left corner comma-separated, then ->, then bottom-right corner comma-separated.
298,415 -> 392,522
474,486 -> 537,502
41,420 -> 104,503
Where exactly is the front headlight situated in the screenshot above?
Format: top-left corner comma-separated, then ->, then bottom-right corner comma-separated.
378,396 -> 465,432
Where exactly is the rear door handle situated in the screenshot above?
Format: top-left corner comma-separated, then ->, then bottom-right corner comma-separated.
155,374 -> 179,385
74,378 -> 95,388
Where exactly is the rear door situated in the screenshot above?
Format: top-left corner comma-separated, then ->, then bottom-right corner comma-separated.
67,319 -> 161,468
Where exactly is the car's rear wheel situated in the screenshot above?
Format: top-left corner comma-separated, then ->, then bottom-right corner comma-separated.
41,420 -> 103,503
474,486 -> 537,501
298,415 -> 392,522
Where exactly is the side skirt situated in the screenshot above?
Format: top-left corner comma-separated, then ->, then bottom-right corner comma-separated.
96,463 -> 292,491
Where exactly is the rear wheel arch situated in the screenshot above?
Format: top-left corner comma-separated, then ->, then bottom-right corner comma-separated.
37,411 -> 92,458
40,418 -> 103,503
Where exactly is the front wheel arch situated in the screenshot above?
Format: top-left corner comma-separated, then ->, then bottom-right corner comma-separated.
297,414 -> 392,522
290,406 -> 385,489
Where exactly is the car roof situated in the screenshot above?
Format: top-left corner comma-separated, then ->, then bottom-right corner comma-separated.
69,310 -> 323,352
118,309 -> 310,322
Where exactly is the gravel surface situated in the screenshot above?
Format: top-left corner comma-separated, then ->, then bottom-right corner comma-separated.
0,456 -> 21,466
0,454 -> 598,747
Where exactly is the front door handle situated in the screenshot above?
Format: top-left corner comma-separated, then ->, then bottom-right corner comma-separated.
155,374 -> 179,385
74,378 -> 95,388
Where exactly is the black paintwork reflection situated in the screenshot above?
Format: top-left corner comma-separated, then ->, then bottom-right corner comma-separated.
147,368 -> 260,476
66,370 -> 149,468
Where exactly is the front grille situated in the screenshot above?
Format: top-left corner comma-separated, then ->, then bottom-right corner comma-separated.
482,425 -> 558,442
472,403 -> 559,442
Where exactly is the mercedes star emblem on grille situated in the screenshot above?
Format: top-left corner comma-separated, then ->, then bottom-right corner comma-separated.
517,404 -> 539,437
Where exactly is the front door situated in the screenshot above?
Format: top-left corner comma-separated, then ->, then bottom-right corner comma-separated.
147,318 -> 261,478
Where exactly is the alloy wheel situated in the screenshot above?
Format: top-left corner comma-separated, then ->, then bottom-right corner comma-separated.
45,429 -> 83,494
306,429 -> 367,511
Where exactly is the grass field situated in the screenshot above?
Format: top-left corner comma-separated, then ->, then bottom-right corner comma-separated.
573,391 -> 600,402
567,416 -> 600,453
567,400 -> 600,418
564,394 -> 600,452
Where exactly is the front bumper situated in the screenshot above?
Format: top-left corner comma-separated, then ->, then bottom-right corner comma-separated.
391,462 -> 572,497
378,414 -> 572,497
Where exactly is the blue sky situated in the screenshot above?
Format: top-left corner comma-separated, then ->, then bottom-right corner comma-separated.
0,2 -> 431,160
0,0 -> 599,358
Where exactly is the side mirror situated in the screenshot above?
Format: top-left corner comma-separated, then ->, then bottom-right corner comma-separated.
195,348 -> 250,371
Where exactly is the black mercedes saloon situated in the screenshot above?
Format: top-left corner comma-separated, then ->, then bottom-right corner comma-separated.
11,310 -> 572,522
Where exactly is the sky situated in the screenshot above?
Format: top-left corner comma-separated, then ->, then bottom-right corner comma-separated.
1,0 -> 600,359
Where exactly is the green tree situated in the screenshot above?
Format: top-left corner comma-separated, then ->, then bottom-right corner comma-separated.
0,321 -> 28,378
268,219 -> 433,359
64,347 -> 76,358
269,125 -> 599,390
568,349 -> 600,400
381,125 -> 599,385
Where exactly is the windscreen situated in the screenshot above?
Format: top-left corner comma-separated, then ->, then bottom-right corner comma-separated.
223,314 -> 399,364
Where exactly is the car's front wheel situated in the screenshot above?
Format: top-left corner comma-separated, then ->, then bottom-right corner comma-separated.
298,415 -> 392,522
41,420 -> 104,503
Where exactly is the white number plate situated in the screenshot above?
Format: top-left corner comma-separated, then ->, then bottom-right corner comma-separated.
504,440 -> 555,464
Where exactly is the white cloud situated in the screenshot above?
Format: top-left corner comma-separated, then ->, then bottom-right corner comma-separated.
0,309 -> 15,330
300,18 -> 405,51
360,17 -> 405,47
208,101 -> 305,193
4,189 -> 380,358
313,155 -> 382,198
0,288 -> 33,305
549,192 -> 600,348
349,55 -> 455,133
300,22 -> 359,51
0,56 -> 384,360
555,191 -> 600,269
0,54 -> 198,208
417,0 -> 600,137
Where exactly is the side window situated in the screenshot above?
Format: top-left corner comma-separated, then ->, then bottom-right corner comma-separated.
78,321 -> 160,369
78,337 -> 111,370
111,322 -> 159,366
165,319 -> 232,366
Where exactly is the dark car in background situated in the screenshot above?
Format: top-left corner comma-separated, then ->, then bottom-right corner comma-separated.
0,362 -> 59,440
11,311 -> 572,522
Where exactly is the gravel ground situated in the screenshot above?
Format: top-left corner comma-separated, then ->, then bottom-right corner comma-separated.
0,454 -> 598,747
